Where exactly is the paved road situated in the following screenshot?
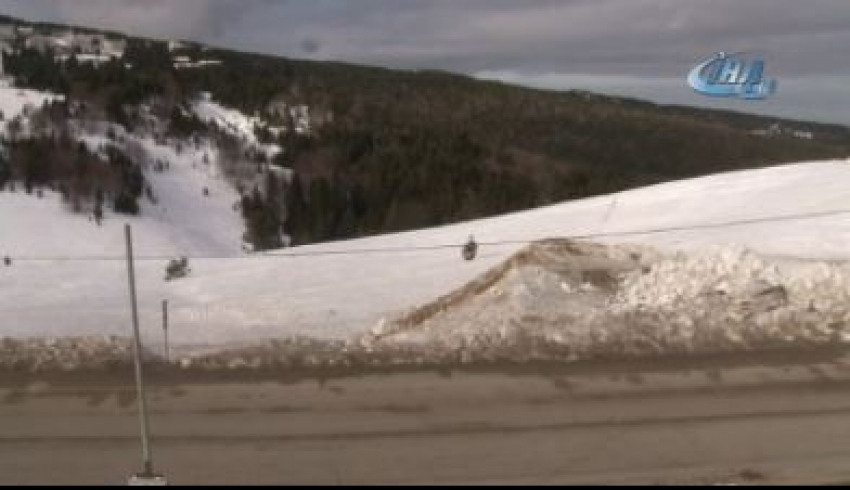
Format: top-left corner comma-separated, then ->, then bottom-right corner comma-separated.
3,354 -> 850,485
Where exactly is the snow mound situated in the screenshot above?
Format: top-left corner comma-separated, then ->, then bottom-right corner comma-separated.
370,240 -> 850,361
372,239 -> 654,340
616,247 -> 850,315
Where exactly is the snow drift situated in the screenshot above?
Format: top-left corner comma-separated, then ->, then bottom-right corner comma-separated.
367,239 -> 850,361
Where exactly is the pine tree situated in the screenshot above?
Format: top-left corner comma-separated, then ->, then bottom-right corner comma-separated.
114,192 -> 139,215
0,153 -> 10,190
284,173 -> 308,244
93,188 -> 104,225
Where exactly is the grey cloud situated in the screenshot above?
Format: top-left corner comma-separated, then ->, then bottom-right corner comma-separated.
0,0 -> 848,124
2,0 -> 849,74
0,0 -> 257,39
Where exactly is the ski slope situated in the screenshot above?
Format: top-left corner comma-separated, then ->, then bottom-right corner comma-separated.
80,125 -> 247,257
3,125 -> 247,259
2,159 -> 850,348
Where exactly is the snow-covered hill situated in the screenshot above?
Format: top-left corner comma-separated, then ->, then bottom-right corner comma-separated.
2,158 -> 850,352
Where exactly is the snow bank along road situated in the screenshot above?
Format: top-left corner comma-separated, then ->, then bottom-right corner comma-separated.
3,159 -> 850,352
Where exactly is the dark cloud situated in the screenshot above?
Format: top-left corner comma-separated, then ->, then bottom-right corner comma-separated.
0,0 -> 848,124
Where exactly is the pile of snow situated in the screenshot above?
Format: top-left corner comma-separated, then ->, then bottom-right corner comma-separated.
615,247 -> 850,315
370,239 -> 652,341
371,240 -> 850,361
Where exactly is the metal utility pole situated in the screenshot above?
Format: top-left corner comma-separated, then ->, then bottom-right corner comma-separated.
125,224 -> 167,486
162,300 -> 169,363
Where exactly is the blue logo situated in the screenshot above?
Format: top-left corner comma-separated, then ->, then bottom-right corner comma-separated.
688,52 -> 778,100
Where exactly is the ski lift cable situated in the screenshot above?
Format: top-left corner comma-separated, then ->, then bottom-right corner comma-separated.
4,207 -> 850,263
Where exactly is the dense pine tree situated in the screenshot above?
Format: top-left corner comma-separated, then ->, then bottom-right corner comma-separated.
1,17 -> 849,250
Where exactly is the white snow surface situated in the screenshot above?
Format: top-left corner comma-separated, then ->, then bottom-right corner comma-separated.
3,158 -> 850,351
0,86 -> 63,135
71,122 -> 247,257
191,98 -> 281,158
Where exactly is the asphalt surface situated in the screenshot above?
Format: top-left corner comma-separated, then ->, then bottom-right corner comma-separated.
3,352 -> 850,485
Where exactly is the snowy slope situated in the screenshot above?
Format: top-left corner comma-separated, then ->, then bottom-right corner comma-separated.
0,86 -> 63,136
2,159 -> 850,349
0,85 -> 246,256
3,126 -> 246,258
82,126 -> 247,256
191,97 -> 282,159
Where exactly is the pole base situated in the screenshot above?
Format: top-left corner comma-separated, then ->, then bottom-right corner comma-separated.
127,473 -> 168,486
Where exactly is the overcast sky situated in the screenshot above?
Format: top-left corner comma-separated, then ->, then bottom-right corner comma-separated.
0,0 -> 848,125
